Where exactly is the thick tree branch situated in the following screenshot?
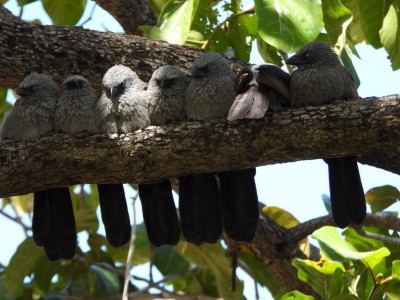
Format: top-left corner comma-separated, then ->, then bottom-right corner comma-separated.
0,6 -> 243,91
93,0 -> 157,35
0,96 -> 399,198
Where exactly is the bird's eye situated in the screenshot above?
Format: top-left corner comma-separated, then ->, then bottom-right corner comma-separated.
155,78 -> 161,85
163,78 -> 174,88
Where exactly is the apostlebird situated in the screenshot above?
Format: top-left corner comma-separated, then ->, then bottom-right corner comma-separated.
228,63 -> 290,121
287,41 -> 366,228
223,63 -> 291,241
94,65 -> 151,247
137,65 -> 188,246
0,73 -> 76,261
184,52 -> 260,243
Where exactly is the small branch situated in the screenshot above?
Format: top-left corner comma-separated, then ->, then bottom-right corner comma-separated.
123,193 -> 138,300
79,3 -> 97,27
354,226 -> 400,244
0,209 -> 31,232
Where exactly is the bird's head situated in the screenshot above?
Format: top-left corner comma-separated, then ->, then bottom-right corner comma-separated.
102,65 -> 139,99
62,75 -> 91,91
17,73 -> 58,99
150,65 -> 188,92
286,41 -> 340,69
191,52 -> 232,79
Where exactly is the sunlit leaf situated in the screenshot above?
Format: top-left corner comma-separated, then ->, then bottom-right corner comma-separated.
154,246 -> 191,276
254,0 -> 324,52
380,0 -> 400,70
281,290 -> 315,299
145,0 -> 195,45
292,257 -> 345,296
341,0 -> 366,43
365,185 -> 400,213
359,0 -> 393,48
4,237 -> 44,296
322,0 -> 353,46
8,194 -> 31,214
177,242 -> 244,298
342,227 -> 385,252
312,226 -> 390,269
0,88 -> 13,121
42,0 -> 87,26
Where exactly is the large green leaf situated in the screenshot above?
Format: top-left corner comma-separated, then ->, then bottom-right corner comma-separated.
292,258 -> 345,296
339,47 -> 360,88
254,0 -> 324,52
393,260 -> 400,280
327,268 -> 351,298
177,243 -> 244,298
145,0 -> 195,45
312,226 -> 390,269
17,0 -> 37,6
42,0 -> 87,26
171,268 -> 219,296
380,0 -> 400,70
341,0 -> 366,43
322,0 -> 353,47
256,37 -> 284,66
4,237 -> 44,296
365,185 -> 400,213
0,278 -> 14,300
32,255 -> 62,295
359,0 -> 393,48
343,227 -> 385,252
154,246 -> 191,276
0,88 -> 13,121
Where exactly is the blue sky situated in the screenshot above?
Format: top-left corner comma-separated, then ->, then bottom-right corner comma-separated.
1,0 -> 400,299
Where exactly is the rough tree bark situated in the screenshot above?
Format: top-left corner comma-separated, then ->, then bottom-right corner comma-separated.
1,5 -> 400,296
93,0 -> 157,35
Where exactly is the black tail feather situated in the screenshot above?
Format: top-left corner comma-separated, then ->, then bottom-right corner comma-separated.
33,187 -> 76,261
179,174 -> 223,244
138,180 -> 180,247
327,157 -> 366,228
97,184 -> 131,247
218,168 -> 259,242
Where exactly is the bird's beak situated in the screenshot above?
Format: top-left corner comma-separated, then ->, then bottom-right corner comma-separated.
286,54 -> 303,66
16,87 -> 32,97
110,87 -> 118,98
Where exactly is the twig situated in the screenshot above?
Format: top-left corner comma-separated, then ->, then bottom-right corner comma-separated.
354,226 -> 400,244
123,192 -> 138,300
0,209 -> 31,232
18,5 -> 24,19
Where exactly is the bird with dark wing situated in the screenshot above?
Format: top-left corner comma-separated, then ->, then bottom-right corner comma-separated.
94,65 -> 150,247
184,52 -> 260,243
287,41 -> 366,228
136,65 -> 188,246
224,63 -> 291,241
0,73 -> 77,261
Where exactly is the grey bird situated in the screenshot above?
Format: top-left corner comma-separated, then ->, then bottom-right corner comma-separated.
0,73 -> 76,261
228,64 -> 290,121
136,65 -> 188,246
94,65 -> 150,247
184,52 -> 260,243
287,41 -> 366,228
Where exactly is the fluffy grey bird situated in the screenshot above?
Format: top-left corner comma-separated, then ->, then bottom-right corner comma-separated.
184,52 -> 260,243
96,65 -> 149,133
228,64 -> 290,121
136,65 -> 188,246
0,73 -> 76,261
94,65 -> 151,247
287,41 -> 366,228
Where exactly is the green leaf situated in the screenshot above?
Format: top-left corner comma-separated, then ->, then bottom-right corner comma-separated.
322,0 -> 353,49
254,0 -> 324,52
312,226 -> 390,269
177,243 -> 244,298
292,258 -> 345,296
154,246 -> 191,276
338,47 -> 360,88
42,0 -> 87,26
379,0 -> 400,70
4,237 -> 44,296
359,0 -> 393,48
146,0 -> 195,45
256,37 -> 284,66
341,0 -> 366,44
171,268 -> 219,296
89,265 -> 120,296
0,88 -> 13,121
365,185 -> 400,213
74,208 -> 99,233
393,260 -> 400,280
342,227 -> 385,252
281,290 -> 315,299
147,0 -> 169,16
328,268 -> 350,298
227,14 -> 258,61
32,255 -> 61,295
0,277 -> 14,300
